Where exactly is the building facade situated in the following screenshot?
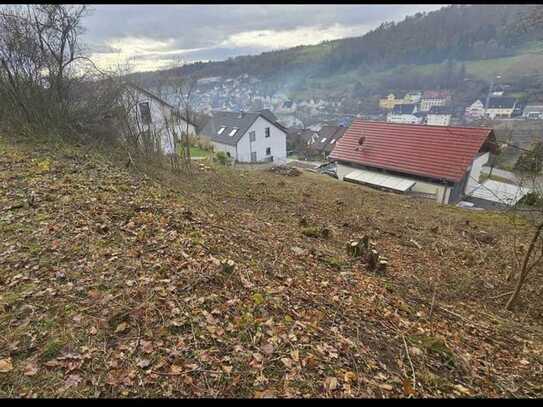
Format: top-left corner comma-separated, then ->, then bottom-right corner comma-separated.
201,110 -> 287,163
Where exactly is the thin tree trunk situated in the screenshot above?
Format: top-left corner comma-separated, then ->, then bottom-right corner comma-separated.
506,221 -> 543,310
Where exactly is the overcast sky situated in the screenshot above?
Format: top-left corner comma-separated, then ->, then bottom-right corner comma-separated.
82,4 -> 446,73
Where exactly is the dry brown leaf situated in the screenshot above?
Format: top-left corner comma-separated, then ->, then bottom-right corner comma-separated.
23,360 -> 39,376
324,376 -> 338,391
261,343 -> 274,355
141,340 -> 153,354
115,322 -> 128,334
0,358 -> 14,373
136,359 -> 151,369
170,364 -> 184,374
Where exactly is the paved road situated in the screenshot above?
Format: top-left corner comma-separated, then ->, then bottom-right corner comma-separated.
481,167 -> 518,183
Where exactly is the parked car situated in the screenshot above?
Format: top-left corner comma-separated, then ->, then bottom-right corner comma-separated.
317,162 -> 337,179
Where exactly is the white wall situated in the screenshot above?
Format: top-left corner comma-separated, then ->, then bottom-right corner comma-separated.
426,114 -> 451,126
337,163 -> 450,203
235,116 -> 287,163
486,108 -> 514,119
387,114 -> 423,124
465,152 -> 490,194
129,88 -> 196,155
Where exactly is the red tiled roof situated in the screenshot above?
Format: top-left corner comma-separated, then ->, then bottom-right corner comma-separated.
329,120 -> 495,183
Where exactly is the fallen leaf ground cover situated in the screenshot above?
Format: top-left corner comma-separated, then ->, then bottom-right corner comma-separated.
1,137 -> 542,398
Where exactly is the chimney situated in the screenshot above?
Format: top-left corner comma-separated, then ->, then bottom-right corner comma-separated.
238,110 -> 245,119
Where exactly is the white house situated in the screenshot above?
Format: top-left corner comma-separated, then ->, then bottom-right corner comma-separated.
329,120 -> 497,205
200,110 -> 287,163
386,104 -> 423,124
426,106 -> 452,126
523,105 -> 543,120
485,97 -> 517,119
125,84 -> 197,155
465,99 -> 485,120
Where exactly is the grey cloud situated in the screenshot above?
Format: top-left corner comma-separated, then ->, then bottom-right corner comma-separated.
82,4 -> 445,68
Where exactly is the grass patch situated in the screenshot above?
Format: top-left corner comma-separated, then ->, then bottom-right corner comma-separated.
41,339 -> 65,361
189,146 -> 210,158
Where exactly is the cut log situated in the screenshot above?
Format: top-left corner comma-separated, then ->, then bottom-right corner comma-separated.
347,240 -> 362,257
220,259 -> 235,274
377,259 -> 388,273
368,249 -> 380,272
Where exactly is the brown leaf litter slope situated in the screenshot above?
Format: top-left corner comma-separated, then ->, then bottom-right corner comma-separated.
1,139 -> 542,398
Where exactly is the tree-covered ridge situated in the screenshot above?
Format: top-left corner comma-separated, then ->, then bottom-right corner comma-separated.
141,5 -> 540,83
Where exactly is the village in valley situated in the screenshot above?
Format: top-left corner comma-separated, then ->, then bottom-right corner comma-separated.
133,73 -> 543,211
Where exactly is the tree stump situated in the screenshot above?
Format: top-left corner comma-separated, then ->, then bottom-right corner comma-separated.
347,240 -> 363,257
220,259 -> 235,274
377,259 -> 388,274
368,249 -> 380,271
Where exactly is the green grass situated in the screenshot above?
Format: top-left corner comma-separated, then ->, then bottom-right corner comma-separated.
189,146 -> 210,158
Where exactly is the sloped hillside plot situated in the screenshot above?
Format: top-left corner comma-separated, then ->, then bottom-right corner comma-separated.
0,138 -> 542,398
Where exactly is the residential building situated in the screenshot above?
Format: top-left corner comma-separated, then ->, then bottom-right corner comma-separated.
420,90 -> 451,112
277,100 -> 296,114
379,92 -> 422,110
404,91 -> 422,104
125,84 -> 197,155
200,109 -> 287,163
386,104 -> 423,124
426,106 -> 452,126
523,105 -> 543,120
379,94 -> 399,110
465,99 -> 485,119
329,120 -> 497,205
286,127 -> 318,155
309,126 -> 348,158
485,97 -> 517,119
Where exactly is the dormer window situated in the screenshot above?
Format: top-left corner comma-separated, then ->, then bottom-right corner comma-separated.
217,127 -> 226,135
228,128 -> 238,137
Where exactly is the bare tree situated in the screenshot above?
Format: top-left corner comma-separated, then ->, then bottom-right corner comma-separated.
0,5 -> 91,134
157,67 -> 198,174
294,105 -> 313,129
503,141 -> 543,310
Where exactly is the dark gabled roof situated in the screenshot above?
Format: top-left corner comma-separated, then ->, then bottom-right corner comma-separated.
329,120 -> 496,183
487,97 -> 517,109
200,110 -> 286,146
308,126 -> 348,154
428,106 -> 452,115
391,104 -> 417,115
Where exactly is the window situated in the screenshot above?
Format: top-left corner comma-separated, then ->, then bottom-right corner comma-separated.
228,128 -> 238,137
249,131 -> 256,142
226,152 -> 231,158
321,138 -> 327,143
217,127 -> 226,135
265,127 -> 270,138
138,102 -> 151,125
330,139 -> 336,144
266,147 -> 271,156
